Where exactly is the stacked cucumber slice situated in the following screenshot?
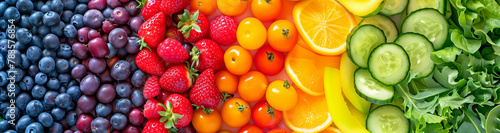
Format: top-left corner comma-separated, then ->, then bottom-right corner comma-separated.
347,2 -> 449,133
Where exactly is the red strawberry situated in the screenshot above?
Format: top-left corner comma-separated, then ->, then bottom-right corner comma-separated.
189,69 -> 221,109
178,10 -> 209,43
143,99 -> 165,119
209,15 -> 238,46
138,0 -> 162,21
138,12 -> 166,49
136,49 -> 166,76
142,119 -> 170,133
160,0 -> 190,15
157,38 -> 188,63
160,64 -> 196,93
143,76 -> 161,99
158,94 -> 193,131
166,27 -> 184,43
190,39 -> 225,72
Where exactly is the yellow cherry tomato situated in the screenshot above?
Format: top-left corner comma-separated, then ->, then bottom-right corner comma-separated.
266,80 -> 298,111
268,20 -> 297,52
251,0 -> 282,21
237,17 -> 267,50
238,71 -> 268,102
217,0 -> 249,16
224,46 -> 252,75
215,70 -> 239,101
221,98 -> 251,128
192,109 -> 222,133
190,0 -> 217,15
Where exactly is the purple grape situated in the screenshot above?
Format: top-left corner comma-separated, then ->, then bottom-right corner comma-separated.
71,64 -> 86,79
76,114 -> 94,132
71,43 -> 89,59
111,60 -> 130,80
119,25 -> 132,35
83,9 -> 104,29
124,1 -> 139,16
101,33 -> 109,42
123,125 -> 140,133
87,0 -> 106,11
125,36 -> 140,54
77,95 -> 97,113
109,28 -> 128,48
128,17 -> 143,33
91,117 -> 112,133
107,0 -> 122,9
80,74 -> 100,95
96,84 -> 115,103
88,38 -> 109,58
102,20 -> 117,34
116,47 -> 128,59
107,43 -> 117,57
98,69 -> 113,83
120,0 -> 129,3
128,108 -> 144,126
77,27 -> 90,43
111,7 -> 130,25
88,58 -> 106,74
64,130 -> 74,133
88,29 -> 101,40
130,70 -> 146,87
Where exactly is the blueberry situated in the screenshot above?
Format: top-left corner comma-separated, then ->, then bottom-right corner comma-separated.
68,57 -> 80,68
16,28 -> 32,44
15,93 -> 31,111
34,1 -> 43,10
0,87 -> 8,101
0,120 -> 9,132
125,36 -> 140,54
19,15 -> 32,28
67,80 -> 79,87
40,4 -> 50,13
9,50 -> 22,67
31,85 -> 47,99
0,2 -> 7,18
59,86 -> 67,93
110,113 -> 127,130
116,98 -> 132,114
6,0 -> 17,5
49,122 -> 64,133
43,11 -> 60,27
0,32 -> 5,39
130,89 -> 145,107
47,70 -> 58,78
15,115 -> 34,132
4,130 -> 16,133
38,25 -> 50,36
19,76 -> 34,91
0,39 -> 7,55
43,91 -> 59,108
55,93 -> 72,108
20,54 -> 30,69
83,9 -> 104,29
63,24 -> 78,39
0,103 -> 8,114
103,7 -> 112,18
56,59 -> 70,73
74,4 -> 88,15
43,49 -> 57,58
47,77 -> 60,90
70,14 -> 84,29
8,67 -> 24,82
0,54 -> 4,70
28,65 -> 39,77
14,41 -> 27,51
0,72 -> 8,86
25,122 -> 44,133
58,73 -> 71,83
26,100 -> 43,117
16,0 -> 33,14
131,70 -> 147,87
4,7 -> 20,23
67,86 -> 81,101
111,60 -> 131,80
62,0 -> 78,10
116,82 -> 132,97
51,21 -> 66,37
0,20 -> 7,31
51,107 -> 66,121
39,57 -> 55,73
38,112 -> 54,127
26,46 -> 42,63
35,72 -> 48,85
91,117 -> 112,133
95,103 -> 112,117
50,0 -> 64,13
79,0 -> 90,3
61,10 -> 73,23
65,111 -> 77,126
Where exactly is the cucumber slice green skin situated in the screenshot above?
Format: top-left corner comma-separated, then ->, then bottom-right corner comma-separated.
360,15 -> 398,42
401,8 -> 449,50
368,43 -> 410,86
394,33 -> 435,79
380,0 -> 409,16
486,105 -> 500,133
366,105 -> 410,133
407,0 -> 446,15
354,68 -> 395,104
347,24 -> 387,68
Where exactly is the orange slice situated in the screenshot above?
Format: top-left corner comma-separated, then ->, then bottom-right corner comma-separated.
319,127 -> 342,133
284,90 -> 333,132
285,44 -> 341,96
293,0 -> 356,56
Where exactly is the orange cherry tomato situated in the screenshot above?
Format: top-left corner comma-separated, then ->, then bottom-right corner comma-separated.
237,125 -> 264,133
238,71 -> 268,102
251,100 -> 282,129
237,17 -> 267,50
217,0 -> 249,16
268,20 -> 297,52
221,98 -> 252,128
265,80 -> 297,111
268,128 -> 289,133
190,0 -> 217,15
224,46 -> 252,75
215,70 -> 238,101
192,109 -> 222,133
254,45 -> 285,76
251,0 -> 282,21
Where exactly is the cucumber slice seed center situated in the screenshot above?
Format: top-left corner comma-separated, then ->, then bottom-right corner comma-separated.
413,19 -> 443,43
378,114 -> 403,132
377,51 -> 402,77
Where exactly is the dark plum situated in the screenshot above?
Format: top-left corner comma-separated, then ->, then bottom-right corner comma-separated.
89,57 -> 106,74
76,114 -> 94,132
111,7 -> 130,25
102,20 -> 117,34
64,24 -> 78,39
91,117 -> 112,133
88,38 -> 109,58
71,64 -> 87,79
107,0 -> 122,8
72,42 -> 89,59
74,3 -> 88,14
124,1 -> 140,16
130,70 -> 146,87
77,27 -> 90,43
80,74 -> 100,95
128,108 -> 144,126
96,84 -> 116,103
109,28 -> 128,48
77,95 -> 97,113
98,69 -> 113,83
43,11 -> 60,27
83,9 -> 104,29
111,60 -> 131,80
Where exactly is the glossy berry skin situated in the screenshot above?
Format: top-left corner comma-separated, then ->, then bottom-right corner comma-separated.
128,108 -> 144,126
128,17 -> 143,33
26,100 -> 43,117
88,0 -> 106,11
143,75 -> 160,99
140,0 -> 161,21
83,9 -> 104,29
130,89 -> 145,106
25,122 -> 44,133
136,49 -> 166,76
143,119 -> 170,133
189,69 -> 221,109
179,10 -> 209,43
77,95 -> 97,113
43,34 -> 60,50
116,82 -> 132,97
254,45 -> 285,76
111,60 -> 131,80
109,28 -> 128,48
110,113 -> 127,130
166,27 -> 183,42
116,98 -> 132,114
130,70 -> 147,87
80,74 -> 100,95
43,91 -> 59,108
88,38 -> 109,58
51,107 -> 66,120
43,11 -> 60,27
124,1 -> 140,16
91,117 -> 112,133
138,12 -> 166,48
166,94 -> 193,128
157,38 -> 189,63
55,93 -> 73,108
38,112 -> 54,127
96,84 -> 116,103
76,114 -> 94,132
160,0 -> 189,15
191,39 -> 225,72
143,99 -> 165,119
210,15 -> 238,46
95,103 -> 112,117
251,100 -> 282,129
160,65 -> 193,93
111,7 -> 130,25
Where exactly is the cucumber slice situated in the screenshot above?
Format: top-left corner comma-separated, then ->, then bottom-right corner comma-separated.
402,8 -> 448,50
407,0 -> 446,15
354,68 -> 394,104
380,0 -> 408,16
394,33 -> 435,79
367,105 -> 410,133
347,24 -> 386,68
360,15 -> 398,42
368,43 -> 410,85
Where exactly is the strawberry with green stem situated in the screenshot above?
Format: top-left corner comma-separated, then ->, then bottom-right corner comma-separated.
178,9 -> 209,43
158,94 -> 193,133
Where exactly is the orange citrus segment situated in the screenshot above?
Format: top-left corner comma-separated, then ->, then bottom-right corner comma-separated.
284,90 -> 333,132
319,127 -> 342,133
285,44 -> 341,96
293,0 -> 356,56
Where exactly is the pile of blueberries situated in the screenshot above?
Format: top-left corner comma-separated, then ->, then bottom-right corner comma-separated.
0,0 -> 148,132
